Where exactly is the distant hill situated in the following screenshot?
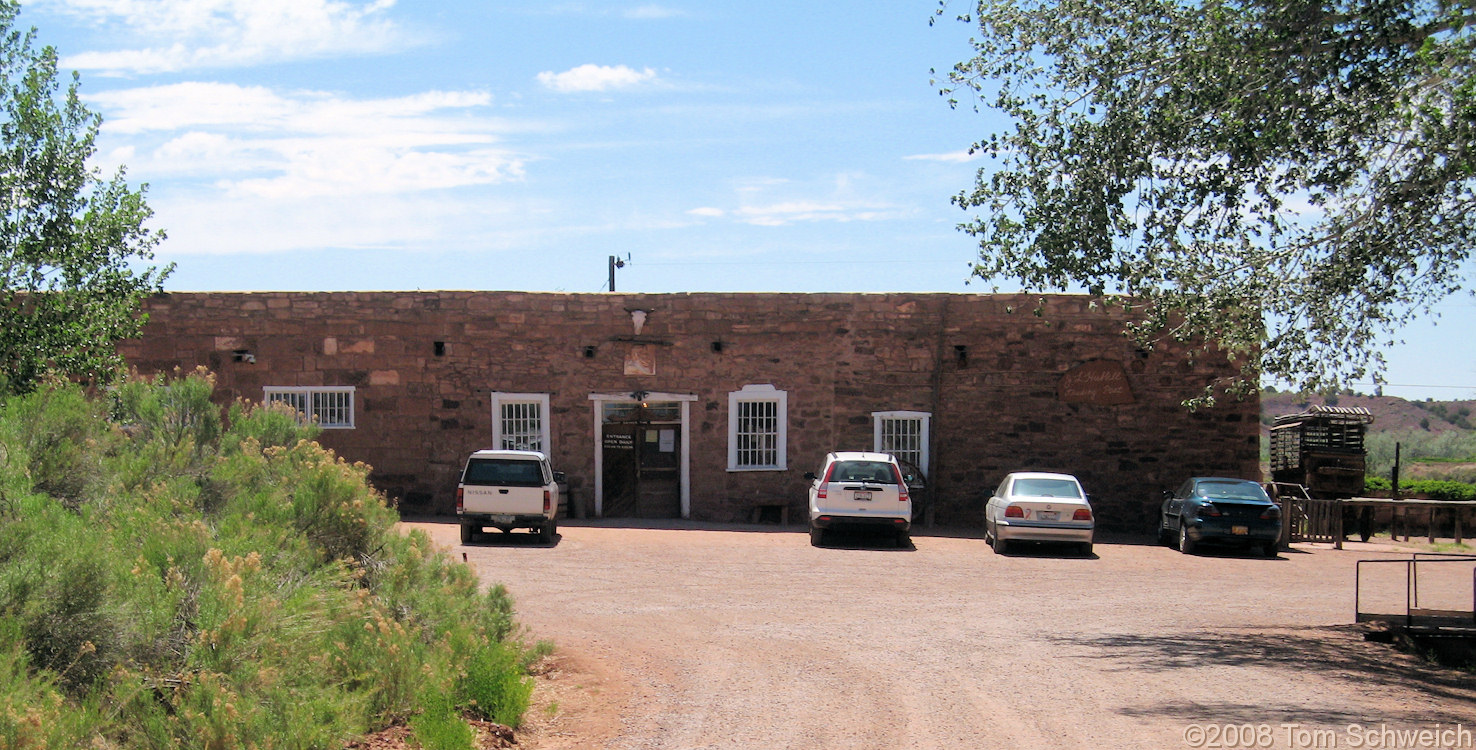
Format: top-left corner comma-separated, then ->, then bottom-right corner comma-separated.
1262,391 -> 1476,434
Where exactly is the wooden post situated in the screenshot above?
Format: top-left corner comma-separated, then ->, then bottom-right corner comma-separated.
1429,506 -> 1437,545
1456,510 -> 1464,545
1335,498 -> 1344,550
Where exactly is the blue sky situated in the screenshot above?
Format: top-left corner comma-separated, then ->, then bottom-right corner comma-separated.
16,0 -> 1475,401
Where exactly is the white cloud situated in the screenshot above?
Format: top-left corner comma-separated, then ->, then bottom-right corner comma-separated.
43,0 -> 410,74
903,149 -> 983,163
699,173 -> 905,227
536,64 -> 659,93
87,82 -> 524,203
624,4 -> 685,19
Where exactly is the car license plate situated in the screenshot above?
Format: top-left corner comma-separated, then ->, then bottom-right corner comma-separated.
1232,525 -> 1249,535
1037,510 -> 1059,521
493,515 -> 516,525
853,491 -> 872,502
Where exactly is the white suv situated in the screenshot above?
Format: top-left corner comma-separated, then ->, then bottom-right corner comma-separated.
804,451 -> 912,547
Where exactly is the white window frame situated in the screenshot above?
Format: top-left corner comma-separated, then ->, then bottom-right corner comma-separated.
263,386 -> 356,429
872,410 -> 931,478
490,392 -> 552,454
727,384 -> 787,471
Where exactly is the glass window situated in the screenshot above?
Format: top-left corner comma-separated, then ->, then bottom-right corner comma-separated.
728,384 -> 787,471
1010,477 -> 1083,499
872,411 -> 931,477
829,461 -> 899,485
462,457 -> 548,487
490,393 -> 551,453
264,387 -> 355,429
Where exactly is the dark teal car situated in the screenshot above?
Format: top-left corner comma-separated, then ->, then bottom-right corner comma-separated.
1158,477 -> 1281,556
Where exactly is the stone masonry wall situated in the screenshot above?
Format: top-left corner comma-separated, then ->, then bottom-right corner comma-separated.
117,291 -> 1261,532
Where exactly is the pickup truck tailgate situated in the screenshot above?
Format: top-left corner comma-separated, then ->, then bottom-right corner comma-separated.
460,456 -> 549,515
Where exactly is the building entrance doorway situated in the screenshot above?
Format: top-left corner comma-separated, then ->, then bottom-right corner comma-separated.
594,397 -> 690,518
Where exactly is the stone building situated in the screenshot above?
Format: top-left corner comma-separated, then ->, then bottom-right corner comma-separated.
117,291 -> 1261,531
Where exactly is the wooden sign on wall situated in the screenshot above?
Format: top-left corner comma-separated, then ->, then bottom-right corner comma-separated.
1058,360 -> 1135,405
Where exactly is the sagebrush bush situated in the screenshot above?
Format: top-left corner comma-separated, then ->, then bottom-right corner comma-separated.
0,371 -> 541,747
461,639 -> 534,727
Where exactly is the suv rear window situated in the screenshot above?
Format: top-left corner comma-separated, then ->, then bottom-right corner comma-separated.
463,458 -> 547,487
828,461 -> 898,484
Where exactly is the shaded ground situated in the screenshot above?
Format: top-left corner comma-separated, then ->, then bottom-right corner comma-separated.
405,518 -> 1476,750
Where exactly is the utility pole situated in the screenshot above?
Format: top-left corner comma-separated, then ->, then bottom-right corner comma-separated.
608,254 -> 628,292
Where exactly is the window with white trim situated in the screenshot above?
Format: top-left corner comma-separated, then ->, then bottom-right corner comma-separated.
490,393 -> 551,453
264,386 -> 356,429
873,411 -> 930,477
728,384 -> 787,471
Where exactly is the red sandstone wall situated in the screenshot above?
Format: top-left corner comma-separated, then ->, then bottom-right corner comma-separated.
117,291 -> 1260,532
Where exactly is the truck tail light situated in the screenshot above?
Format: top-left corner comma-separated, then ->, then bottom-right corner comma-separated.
1073,508 -> 1093,521
1004,505 -> 1025,518
816,485 -> 828,500
456,487 -> 464,514
543,489 -> 551,514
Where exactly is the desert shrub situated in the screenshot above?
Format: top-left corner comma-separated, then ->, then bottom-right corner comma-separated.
410,687 -> 475,750
0,386 -> 115,506
0,495 -> 123,693
461,639 -> 534,727
0,372 -> 542,747
1362,476 -> 1476,501
0,619 -> 102,749
1407,480 -> 1476,501
222,398 -> 318,453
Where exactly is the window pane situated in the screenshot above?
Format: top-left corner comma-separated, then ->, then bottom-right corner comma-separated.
312,390 -> 353,428
500,401 -> 543,451
267,391 -> 308,417
735,400 -> 778,467
879,417 -> 923,469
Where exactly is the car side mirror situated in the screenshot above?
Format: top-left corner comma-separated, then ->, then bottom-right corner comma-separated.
803,471 -> 817,481
553,471 -> 567,484
904,474 -> 915,483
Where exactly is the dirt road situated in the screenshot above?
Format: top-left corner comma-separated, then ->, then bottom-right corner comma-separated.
406,520 -> 1476,750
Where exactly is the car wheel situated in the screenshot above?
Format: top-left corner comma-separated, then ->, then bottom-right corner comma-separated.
1262,540 -> 1278,557
1178,524 -> 1197,555
460,523 -> 475,544
896,531 -> 911,549
1079,542 -> 1093,557
992,532 -> 1009,555
540,520 -> 556,545
809,525 -> 825,547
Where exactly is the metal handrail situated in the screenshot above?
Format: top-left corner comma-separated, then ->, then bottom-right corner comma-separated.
1355,557 -> 1476,629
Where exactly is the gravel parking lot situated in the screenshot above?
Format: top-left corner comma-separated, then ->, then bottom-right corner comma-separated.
405,520 -> 1476,750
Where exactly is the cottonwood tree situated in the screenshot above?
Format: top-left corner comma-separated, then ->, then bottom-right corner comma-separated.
937,0 -> 1474,404
0,1 -> 169,395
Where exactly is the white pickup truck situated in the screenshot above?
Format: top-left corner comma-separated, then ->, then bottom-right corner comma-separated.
456,449 -> 564,544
